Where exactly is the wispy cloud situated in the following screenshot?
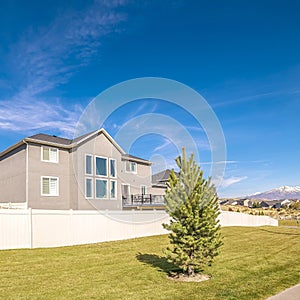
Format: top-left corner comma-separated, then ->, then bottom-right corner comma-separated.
0,0 -> 129,136
0,99 -> 83,137
201,160 -> 238,165
153,137 -> 173,152
217,176 -> 248,188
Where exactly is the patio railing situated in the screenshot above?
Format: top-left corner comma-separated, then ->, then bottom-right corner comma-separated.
123,194 -> 165,206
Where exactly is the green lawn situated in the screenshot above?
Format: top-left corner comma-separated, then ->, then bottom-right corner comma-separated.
0,227 -> 299,300
279,219 -> 300,227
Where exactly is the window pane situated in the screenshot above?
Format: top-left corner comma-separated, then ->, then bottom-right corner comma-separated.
42,147 -> 57,162
141,185 -> 147,195
125,161 -> 130,172
96,157 -> 107,176
43,148 -> 49,161
111,181 -> 116,198
86,178 -> 92,198
50,178 -> 58,195
110,159 -> 116,177
131,162 -> 136,172
96,180 -> 107,198
50,148 -> 57,162
42,178 -> 50,194
86,155 -> 92,174
126,161 -> 136,173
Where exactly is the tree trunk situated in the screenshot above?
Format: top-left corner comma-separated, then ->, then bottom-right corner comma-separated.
187,265 -> 195,277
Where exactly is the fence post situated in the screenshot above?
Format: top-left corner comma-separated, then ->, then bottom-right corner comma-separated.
28,208 -> 33,249
69,209 -> 73,246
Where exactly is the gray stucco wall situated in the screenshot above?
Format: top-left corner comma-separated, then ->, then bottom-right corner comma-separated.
27,143 -> 71,210
0,131 -> 155,210
0,145 -> 26,203
71,132 -> 153,210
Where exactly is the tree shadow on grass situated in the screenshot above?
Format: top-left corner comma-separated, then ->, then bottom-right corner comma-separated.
136,253 -> 180,275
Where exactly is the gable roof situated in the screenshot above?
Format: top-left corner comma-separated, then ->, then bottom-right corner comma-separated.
152,169 -> 178,185
0,128 -> 151,165
28,133 -> 73,145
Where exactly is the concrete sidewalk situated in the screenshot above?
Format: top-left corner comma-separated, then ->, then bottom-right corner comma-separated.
267,283 -> 300,300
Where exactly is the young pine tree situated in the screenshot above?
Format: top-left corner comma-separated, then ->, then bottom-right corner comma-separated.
163,148 -> 223,277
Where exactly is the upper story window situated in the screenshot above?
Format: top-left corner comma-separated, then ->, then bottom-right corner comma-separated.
42,146 -> 58,163
41,176 -> 59,196
95,156 -> 107,176
110,159 -> 116,178
85,154 -> 93,175
125,161 -> 137,174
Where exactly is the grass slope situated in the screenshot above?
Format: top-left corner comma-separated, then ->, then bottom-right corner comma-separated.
0,227 -> 299,300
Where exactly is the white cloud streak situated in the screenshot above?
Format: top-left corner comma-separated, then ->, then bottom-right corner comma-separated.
217,176 -> 248,188
0,99 -> 83,137
1,0 -> 128,137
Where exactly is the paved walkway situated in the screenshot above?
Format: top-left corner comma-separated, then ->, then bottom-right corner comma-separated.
267,283 -> 300,300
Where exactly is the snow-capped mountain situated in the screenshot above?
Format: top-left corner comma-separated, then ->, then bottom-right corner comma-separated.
247,186 -> 300,200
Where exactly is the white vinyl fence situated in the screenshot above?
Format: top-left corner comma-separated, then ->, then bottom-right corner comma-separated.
0,209 -> 277,250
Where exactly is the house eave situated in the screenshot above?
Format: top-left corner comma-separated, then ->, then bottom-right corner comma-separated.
0,140 -> 25,158
24,138 -> 72,149
122,155 -> 152,165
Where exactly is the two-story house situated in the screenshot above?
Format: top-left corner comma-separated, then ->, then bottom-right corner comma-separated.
0,128 -> 160,210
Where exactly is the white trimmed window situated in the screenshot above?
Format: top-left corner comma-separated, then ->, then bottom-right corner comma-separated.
41,176 -> 59,196
125,161 -> 137,173
95,156 -> 107,176
85,178 -> 93,198
85,154 -> 93,175
42,147 -> 58,163
110,159 -> 116,178
110,180 -> 117,199
140,185 -> 147,195
95,179 -> 108,199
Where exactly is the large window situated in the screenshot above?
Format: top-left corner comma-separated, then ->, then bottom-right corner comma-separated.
125,161 -> 137,173
110,159 -> 116,178
41,177 -> 59,196
84,154 -> 118,200
110,180 -> 117,199
42,147 -> 58,163
95,156 -> 107,176
95,179 -> 108,199
85,155 -> 93,175
85,178 -> 93,198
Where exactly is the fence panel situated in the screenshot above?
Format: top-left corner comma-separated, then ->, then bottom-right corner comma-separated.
0,209 -> 278,250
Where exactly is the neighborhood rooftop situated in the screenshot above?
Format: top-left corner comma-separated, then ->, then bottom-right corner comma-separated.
0,129 -> 150,164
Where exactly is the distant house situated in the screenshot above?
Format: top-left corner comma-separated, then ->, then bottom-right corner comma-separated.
243,199 -> 253,208
260,200 -> 281,209
0,128 -> 163,210
151,169 -> 178,193
281,199 -> 292,207
219,199 -> 230,205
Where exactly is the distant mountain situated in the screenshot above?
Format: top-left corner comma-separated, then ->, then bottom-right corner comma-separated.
247,186 -> 300,200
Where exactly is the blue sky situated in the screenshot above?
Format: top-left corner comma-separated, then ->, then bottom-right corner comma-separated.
0,0 -> 299,197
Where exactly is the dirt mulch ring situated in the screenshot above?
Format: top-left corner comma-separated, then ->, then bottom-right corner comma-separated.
168,273 -> 210,282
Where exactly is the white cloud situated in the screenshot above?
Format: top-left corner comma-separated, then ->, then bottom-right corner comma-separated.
0,99 -> 83,137
153,138 -> 173,152
217,176 -> 248,188
201,160 -> 238,165
0,1 -> 128,137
